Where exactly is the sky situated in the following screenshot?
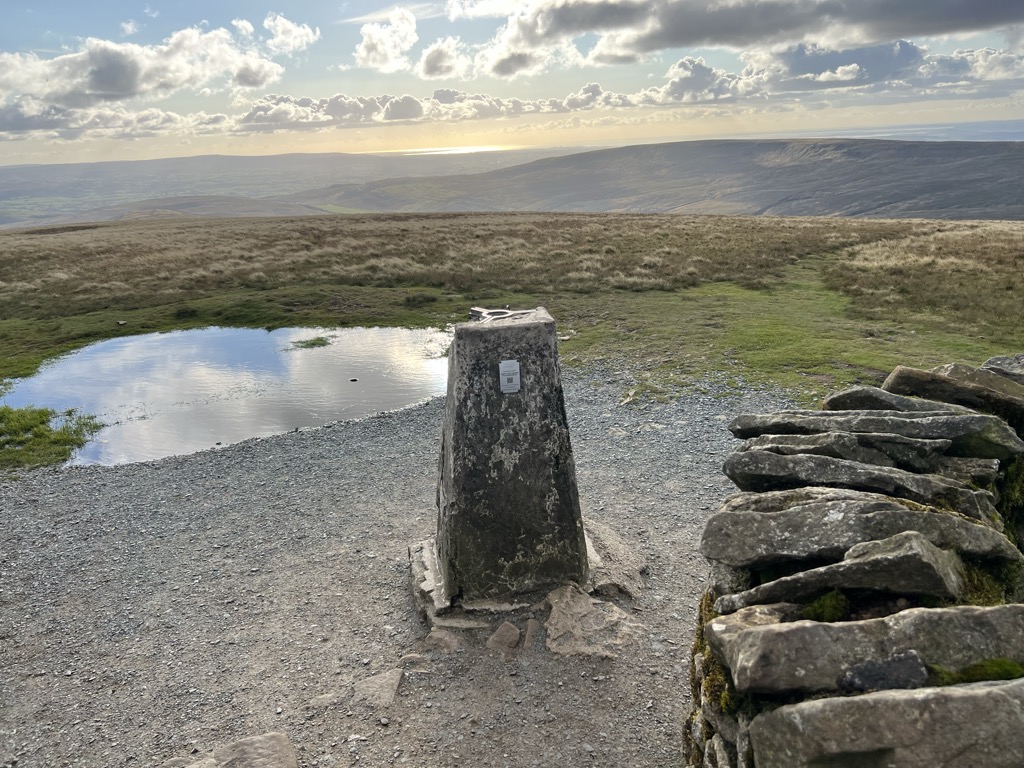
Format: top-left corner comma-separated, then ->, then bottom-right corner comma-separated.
2,1 -> 1024,165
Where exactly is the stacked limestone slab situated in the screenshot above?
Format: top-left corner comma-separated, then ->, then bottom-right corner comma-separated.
686,353 -> 1024,768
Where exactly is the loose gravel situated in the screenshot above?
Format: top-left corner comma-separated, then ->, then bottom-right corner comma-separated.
0,367 -> 793,768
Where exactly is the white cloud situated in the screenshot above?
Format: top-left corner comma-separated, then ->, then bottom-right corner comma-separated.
354,8 -> 419,72
0,27 -> 283,110
344,4 -> 445,24
446,0 -> 519,19
417,37 -> 472,79
263,13 -> 321,55
120,20 -> 139,36
144,5 -> 159,19
232,18 -> 255,37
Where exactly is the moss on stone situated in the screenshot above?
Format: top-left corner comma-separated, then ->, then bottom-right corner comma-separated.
961,560 -> 1009,606
927,658 -> 1024,686
997,455 -> 1024,550
801,589 -> 851,622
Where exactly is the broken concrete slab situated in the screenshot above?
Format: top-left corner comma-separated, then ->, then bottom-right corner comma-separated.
722,450 -> 1002,529
739,430 -> 951,473
883,365 -> 1024,435
701,489 -> 1021,567
748,678 -> 1024,768
351,669 -> 403,708
822,385 -> 975,414
728,409 -> 1024,459
706,604 -> 1024,694
544,583 -> 645,659
713,531 -> 965,615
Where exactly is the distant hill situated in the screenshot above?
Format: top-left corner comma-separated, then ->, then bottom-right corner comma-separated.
0,147 -> 586,227
278,139 -> 1024,219
4,139 -> 1023,227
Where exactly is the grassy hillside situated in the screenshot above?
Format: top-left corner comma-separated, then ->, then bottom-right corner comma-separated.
2,212 -> 1021,405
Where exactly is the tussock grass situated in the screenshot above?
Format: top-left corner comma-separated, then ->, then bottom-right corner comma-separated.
0,405 -> 102,471
1,212 -> 1022,401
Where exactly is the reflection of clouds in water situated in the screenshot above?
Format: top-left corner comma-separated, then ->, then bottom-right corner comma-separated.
2,326 -> 452,466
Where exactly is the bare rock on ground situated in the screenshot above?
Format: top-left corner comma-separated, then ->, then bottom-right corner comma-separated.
351,669 -> 404,708
544,583 -> 645,659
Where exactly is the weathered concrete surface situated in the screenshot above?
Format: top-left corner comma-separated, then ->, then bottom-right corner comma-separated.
701,488 -> 1021,567
983,353 -> 1024,386
706,604 -> 1024,694
822,385 -> 974,414
723,450 -> 1002,529
436,307 -> 588,603
884,365 -> 1024,435
714,531 -> 965,614
748,678 -> 1024,768
739,430 -> 951,472
728,409 -> 1024,459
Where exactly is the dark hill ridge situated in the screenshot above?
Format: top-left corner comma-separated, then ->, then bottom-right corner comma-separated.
280,139 -> 1024,219
5,139 -> 1023,226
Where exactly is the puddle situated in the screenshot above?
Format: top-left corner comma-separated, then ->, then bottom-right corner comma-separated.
1,326 -> 452,466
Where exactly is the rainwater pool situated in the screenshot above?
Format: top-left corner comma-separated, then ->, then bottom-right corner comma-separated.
1,326 -> 452,465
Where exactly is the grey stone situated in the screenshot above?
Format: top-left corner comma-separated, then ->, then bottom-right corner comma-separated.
701,674 -> 739,744
706,604 -> 1024,694
735,713 -> 754,768
704,735 -> 735,768
544,583 -> 645,659
822,385 -> 975,413
351,669 -> 403,708
748,678 -> 1024,768
883,365 -> 1024,435
739,430 -> 951,473
934,362 -> 1024,401
931,455 -> 1001,490
701,488 -> 1021,567
728,409 -> 1024,458
722,450 -> 1002,529
486,621 -> 521,659
211,733 -> 299,768
436,307 -> 588,604
713,531 -> 965,614
982,352 -> 1024,386
583,517 -> 648,598
708,562 -> 752,599
839,650 -> 929,693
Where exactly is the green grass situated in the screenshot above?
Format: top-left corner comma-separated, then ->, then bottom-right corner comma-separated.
1,211 -> 1022,456
0,405 -> 102,471
290,335 -> 331,349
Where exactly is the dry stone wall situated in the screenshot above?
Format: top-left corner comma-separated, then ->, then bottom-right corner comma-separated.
686,353 -> 1024,768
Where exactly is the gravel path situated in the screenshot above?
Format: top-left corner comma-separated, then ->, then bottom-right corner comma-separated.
1,367 -> 792,768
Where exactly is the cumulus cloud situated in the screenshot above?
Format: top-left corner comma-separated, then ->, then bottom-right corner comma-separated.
0,27 -> 283,110
353,8 -> 419,72
263,13 -> 321,55
417,37 -> 472,79
232,18 -> 255,37
471,0 -> 1024,77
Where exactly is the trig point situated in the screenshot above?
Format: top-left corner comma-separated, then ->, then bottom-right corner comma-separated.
412,306 -> 589,611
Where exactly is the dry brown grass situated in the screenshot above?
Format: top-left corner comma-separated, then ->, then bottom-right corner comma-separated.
0,212 -> 918,320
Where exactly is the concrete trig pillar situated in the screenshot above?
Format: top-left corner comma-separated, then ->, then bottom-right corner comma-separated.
427,306 -> 588,607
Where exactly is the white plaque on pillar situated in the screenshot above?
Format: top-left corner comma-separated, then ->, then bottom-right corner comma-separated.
499,359 -> 521,393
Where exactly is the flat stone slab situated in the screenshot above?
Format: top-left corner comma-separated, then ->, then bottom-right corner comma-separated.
982,352 -> 1024,386
935,362 -> 1024,400
729,409 -> 1024,459
749,678 -> 1024,768
707,604 -> 1024,694
714,531 -> 965,615
351,669 -> 403,708
723,450 -> 1002,529
740,430 -> 952,472
823,385 -> 975,414
884,365 -> 1024,435
544,584 -> 645,659
180,733 -> 298,768
701,487 -> 1021,567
